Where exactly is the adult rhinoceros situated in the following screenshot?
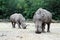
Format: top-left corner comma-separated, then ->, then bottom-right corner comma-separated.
33,8 -> 52,34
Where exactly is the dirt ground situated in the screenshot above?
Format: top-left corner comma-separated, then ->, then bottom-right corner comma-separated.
0,22 -> 60,40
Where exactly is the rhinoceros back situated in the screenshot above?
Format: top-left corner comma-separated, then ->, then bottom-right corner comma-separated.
10,13 -> 25,23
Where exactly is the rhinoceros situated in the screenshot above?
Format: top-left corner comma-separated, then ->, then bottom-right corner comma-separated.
10,13 -> 27,29
33,8 -> 52,34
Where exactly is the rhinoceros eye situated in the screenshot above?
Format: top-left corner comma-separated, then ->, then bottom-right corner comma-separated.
39,19 -> 41,21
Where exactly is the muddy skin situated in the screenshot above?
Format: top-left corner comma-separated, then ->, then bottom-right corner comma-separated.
33,8 -> 52,34
10,13 -> 27,29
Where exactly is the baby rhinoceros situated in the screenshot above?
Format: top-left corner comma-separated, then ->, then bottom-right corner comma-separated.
10,13 -> 27,29
33,8 -> 52,34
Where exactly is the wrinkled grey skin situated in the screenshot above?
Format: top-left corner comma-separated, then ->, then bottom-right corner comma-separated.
33,8 -> 52,34
10,13 -> 27,29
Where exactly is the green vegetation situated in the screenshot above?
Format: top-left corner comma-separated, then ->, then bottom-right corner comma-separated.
0,0 -> 60,20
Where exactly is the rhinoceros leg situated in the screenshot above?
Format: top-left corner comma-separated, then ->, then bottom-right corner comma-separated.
42,23 -> 45,32
47,23 -> 50,32
12,22 -> 16,28
17,22 -> 21,28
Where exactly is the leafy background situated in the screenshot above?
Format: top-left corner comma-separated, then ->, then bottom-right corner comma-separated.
0,0 -> 60,20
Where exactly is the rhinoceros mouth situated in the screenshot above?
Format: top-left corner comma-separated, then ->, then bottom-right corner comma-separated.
35,31 -> 41,34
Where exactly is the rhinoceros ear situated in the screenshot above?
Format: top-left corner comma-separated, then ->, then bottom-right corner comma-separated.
42,14 -> 44,17
39,11 -> 41,14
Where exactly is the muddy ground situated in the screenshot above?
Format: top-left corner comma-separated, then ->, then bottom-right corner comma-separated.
0,22 -> 60,40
